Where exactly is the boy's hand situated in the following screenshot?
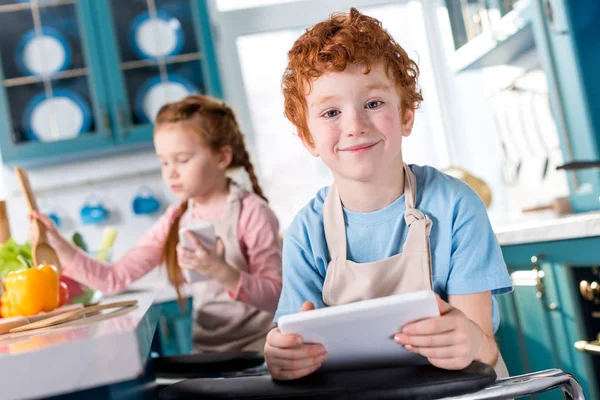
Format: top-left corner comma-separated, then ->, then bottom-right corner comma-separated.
393,295 -> 493,370
177,232 -> 240,290
265,301 -> 328,380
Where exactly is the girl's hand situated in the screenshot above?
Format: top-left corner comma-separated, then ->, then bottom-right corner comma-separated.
29,211 -> 77,261
393,295 -> 496,370
177,231 -> 240,290
265,301 -> 328,380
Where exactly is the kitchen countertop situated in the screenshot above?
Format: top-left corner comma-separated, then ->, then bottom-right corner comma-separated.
0,290 -> 159,400
124,212 -> 600,303
494,211 -> 600,246
126,268 -> 192,304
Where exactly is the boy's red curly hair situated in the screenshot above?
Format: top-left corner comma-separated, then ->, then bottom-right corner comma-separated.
282,8 -> 423,146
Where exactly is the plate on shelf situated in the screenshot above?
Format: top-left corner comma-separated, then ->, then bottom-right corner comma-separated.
135,73 -> 198,123
15,27 -> 72,77
130,9 -> 184,60
22,88 -> 92,142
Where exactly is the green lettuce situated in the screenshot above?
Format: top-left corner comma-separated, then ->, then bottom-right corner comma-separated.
0,238 -> 33,279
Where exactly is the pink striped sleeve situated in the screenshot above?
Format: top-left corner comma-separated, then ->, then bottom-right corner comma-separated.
228,194 -> 282,313
62,204 -> 181,295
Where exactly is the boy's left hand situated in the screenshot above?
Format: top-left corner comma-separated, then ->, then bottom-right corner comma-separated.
393,295 -> 486,370
177,232 -> 240,290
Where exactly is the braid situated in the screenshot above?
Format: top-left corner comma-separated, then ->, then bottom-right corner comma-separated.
243,151 -> 268,203
162,201 -> 189,310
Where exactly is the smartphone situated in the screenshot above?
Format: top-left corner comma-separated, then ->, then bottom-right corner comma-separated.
178,224 -> 216,283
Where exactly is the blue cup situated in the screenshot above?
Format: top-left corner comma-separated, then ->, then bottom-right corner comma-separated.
80,195 -> 110,225
132,187 -> 161,215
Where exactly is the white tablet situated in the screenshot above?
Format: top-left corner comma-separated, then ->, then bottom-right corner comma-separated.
277,290 -> 440,370
179,224 -> 216,283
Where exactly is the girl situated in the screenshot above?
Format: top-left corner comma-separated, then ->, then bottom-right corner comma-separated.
31,95 -> 282,352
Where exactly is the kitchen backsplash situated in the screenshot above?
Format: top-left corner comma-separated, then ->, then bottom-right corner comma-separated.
1,150 -> 173,262
0,148 -> 322,266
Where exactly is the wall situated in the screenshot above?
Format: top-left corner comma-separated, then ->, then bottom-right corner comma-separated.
1,151 -> 171,266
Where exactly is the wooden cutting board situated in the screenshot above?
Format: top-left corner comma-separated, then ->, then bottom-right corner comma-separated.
0,304 -> 83,335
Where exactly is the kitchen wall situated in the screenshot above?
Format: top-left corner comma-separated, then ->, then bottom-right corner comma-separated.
1,151 -> 170,262
0,146 -> 277,280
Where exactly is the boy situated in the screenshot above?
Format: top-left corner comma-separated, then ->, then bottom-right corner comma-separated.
265,8 -> 512,381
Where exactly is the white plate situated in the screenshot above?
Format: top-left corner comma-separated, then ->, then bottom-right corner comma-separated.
17,27 -> 71,76
131,10 -> 184,59
23,89 -> 91,142
135,74 -> 198,123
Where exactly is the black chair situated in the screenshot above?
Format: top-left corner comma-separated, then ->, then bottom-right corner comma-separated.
152,351 -> 267,393
158,362 -> 585,400
153,351 -> 266,379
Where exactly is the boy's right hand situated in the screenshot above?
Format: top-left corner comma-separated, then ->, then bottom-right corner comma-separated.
265,301 -> 328,380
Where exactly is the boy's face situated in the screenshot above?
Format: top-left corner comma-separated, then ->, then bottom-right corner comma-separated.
303,63 -> 414,184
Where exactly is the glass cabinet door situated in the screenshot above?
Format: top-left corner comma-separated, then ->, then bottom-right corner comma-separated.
96,0 -> 221,144
444,0 -> 523,50
0,0 -> 112,166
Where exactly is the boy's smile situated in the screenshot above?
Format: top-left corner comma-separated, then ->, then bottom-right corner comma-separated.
303,63 -> 414,185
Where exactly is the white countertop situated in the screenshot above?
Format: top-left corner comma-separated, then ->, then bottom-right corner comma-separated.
0,291 -> 159,400
126,269 -> 192,304
494,211 -> 600,246
123,212 -> 600,304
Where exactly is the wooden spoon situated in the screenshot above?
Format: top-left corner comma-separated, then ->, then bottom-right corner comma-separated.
14,167 -> 62,273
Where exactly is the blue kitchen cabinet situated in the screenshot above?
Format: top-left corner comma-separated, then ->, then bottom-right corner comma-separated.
497,237 -> 600,400
438,0 -> 600,212
528,0 -> 600,213
0,0 -> 114,167
93,0 -> 222,146
153,297 -> 194,356
0,0 -> 221,167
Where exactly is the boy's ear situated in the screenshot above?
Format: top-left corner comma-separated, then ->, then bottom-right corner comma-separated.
401,109 -> 415,137
217,145 -> 233,170
299,130 -> 319,157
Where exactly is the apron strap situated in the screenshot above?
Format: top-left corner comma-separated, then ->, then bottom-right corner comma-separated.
323,185 -> 347,261
324,163 -> 432,261
402,163 -> 432,253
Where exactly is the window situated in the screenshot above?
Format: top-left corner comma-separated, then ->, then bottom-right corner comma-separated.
213,0 -> 451,228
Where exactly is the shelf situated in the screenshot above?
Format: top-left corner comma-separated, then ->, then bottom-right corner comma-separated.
0,0 -> 76,14
121,52 -> 202,71
450,0 -> 535,73
3,67 -> 88,87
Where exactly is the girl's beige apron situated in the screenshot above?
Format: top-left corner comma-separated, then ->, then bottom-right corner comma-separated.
321,163 -> 508,378
180,183 -> 274,353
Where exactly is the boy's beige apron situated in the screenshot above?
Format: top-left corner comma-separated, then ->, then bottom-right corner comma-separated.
180,182 -> 274,353
321,163 -> 508,378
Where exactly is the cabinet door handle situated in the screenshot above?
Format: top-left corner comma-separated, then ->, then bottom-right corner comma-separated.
117,103 -> 130,136
531,254 -> 559,311
101,106 -> 112,139
574,339 -> 600,355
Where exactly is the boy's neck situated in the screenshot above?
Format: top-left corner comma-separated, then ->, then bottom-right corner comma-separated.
334,159 -> 405,213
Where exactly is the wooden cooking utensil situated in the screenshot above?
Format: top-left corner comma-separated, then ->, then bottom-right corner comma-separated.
14,167 -> 62,273
0,304 -> 83,335
9,300 -> 138,333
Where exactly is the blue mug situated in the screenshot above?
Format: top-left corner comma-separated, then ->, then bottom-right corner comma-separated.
132,187 -> 161,215
80,195 -> 110,225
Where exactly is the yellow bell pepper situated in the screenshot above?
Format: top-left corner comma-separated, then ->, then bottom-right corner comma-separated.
4,264 -> 59,317
1,291 -> 17,318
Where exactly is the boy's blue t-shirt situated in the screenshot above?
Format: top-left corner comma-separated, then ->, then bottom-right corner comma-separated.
275,164 -> 513,332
